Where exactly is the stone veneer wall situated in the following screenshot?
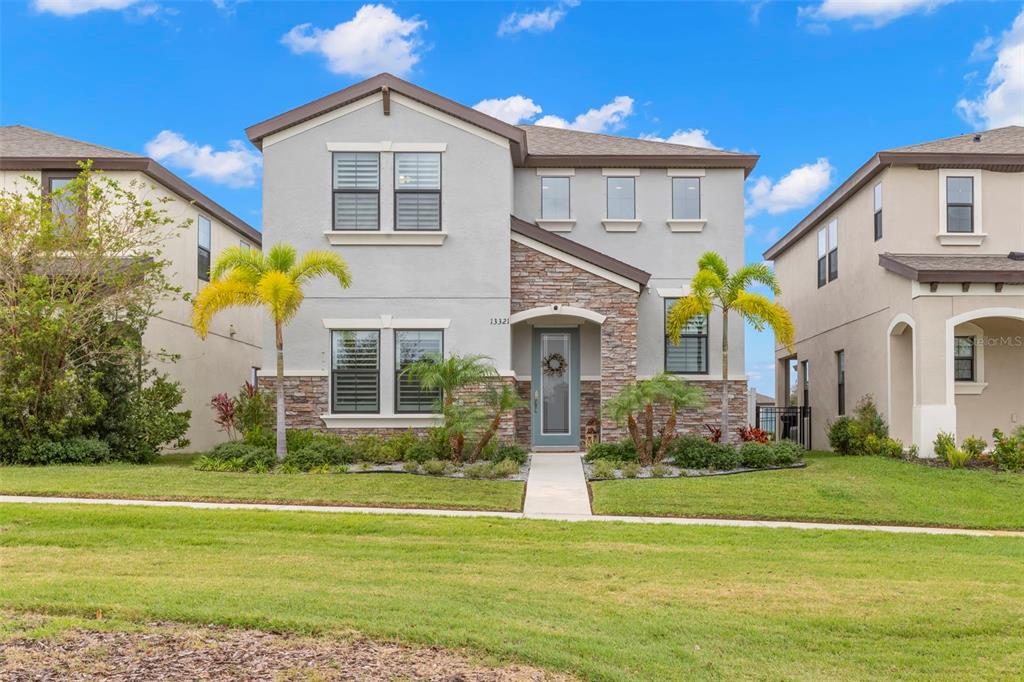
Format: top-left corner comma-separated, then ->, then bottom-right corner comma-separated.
510,239 -> 640,441
512,378 -> 603,447
654,380 -> 750,438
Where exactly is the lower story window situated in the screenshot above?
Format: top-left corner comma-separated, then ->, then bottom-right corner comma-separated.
664,299 -> 708,374
836,349 -> 846,416
954,336 -> 975,382
331,330 -> 380,413
396,330 -> 443,413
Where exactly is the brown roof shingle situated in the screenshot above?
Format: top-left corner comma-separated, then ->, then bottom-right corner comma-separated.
879,252 -> 1024,283
885,126 -> 1024,155
520,125 -> 737,156
0,125 -> 141,159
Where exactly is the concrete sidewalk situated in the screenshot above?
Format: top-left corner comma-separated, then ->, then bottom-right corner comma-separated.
3,494 -> 1023,537
522,453 -> 592,517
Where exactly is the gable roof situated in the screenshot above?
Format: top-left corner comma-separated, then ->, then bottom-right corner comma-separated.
764,126 -> 1024,261
510,215 -> 651,287
0,125 -> 261,244
244,73 -> 759,174
879,252 -> 1024,284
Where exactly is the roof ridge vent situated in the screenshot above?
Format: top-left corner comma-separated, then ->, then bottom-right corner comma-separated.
973,133 -> 982,142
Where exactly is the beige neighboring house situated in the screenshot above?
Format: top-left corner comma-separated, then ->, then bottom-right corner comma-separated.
765,126 -> 1024,456
0,125 -> 263,451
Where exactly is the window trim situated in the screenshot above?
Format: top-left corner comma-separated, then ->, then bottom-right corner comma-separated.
827,218 -> 838,282
330,329 -> 381,415
873,182 -> 882,241
41,170 -> 82,229
540,175 -> 571,220
197,214 -> 212,282
394,329 -> 444,414
816,226 -> 827,288
606,175 -> 636,220
394,152 -> 442,232
663,298 -> 709,375
671,176 -> 701,220
331,151 -> 381,232
944,175 -> 974,234
836,350 -> 846,416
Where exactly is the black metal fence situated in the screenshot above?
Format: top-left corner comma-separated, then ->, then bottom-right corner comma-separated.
756,406 -> 812,449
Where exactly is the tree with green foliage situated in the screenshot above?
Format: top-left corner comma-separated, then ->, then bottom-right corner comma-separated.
666,252 -> 794,444
192,244 -> 352,461
470,383 -> 528,461
604,373 -> 706,465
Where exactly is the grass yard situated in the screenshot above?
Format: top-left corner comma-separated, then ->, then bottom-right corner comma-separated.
591,452 -> 1024,530
0,453 -> 524,512
1,503 -> 1023,680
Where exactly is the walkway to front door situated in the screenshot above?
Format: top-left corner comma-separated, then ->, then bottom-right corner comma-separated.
523,453 -> 591,517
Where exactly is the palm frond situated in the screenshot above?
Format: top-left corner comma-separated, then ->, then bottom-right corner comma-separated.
289,250 -> 352,289
689,268 -> 725,300
266,243 -> 298,273
665,295 -> 712,344
697,251 -> 729,283
210,246 -> 267,282
256,269 -> 304,324
732,291 -> 795,350
647,372 -> 707,410
728,262 -> 780,298
192,277 -> 260,338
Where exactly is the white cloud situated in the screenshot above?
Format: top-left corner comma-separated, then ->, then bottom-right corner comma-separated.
281,4 -> 426,77
799,0 -> 953,28
472,95 -> 543,124
498,0 -> 579,36
956,9 -> 1024,129
746,158 -> 834,217
534,96 -> 634,133
145,130 -> 262,188
640,128 -> 721,150
32,0 -> 140,15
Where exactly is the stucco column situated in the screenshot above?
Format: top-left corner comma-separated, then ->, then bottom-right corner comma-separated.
912,303 -> 956,457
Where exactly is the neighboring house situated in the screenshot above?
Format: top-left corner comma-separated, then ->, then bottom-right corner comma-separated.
0,125 -> 263,451
764,127 -> 1024,456
246,73 -> 757,448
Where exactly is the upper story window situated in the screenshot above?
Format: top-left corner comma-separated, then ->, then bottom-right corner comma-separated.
331,330 -> 380,413
873,183 -> 883,241
197,215 -> 211,282
672,177 -> 701,219
541,176 -> 570,219
395,152 -> 441,231
606,176 -> 635,219
395,330 -> 443,413
946,176 -> 974,233
239,240 -> 251,249
664,299 -> 708,374
333,152 -> 380,231
817,219 -> 838,287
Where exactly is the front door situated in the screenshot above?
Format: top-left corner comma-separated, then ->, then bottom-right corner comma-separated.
531,327 -> 580,448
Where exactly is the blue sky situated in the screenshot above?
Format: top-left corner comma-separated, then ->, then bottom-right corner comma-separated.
3,0 -> 1022,394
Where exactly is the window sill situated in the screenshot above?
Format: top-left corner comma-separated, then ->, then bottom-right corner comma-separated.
666,219 -> 706,232
536,219 -> 576,232
602,219 -> 641,232
936,232 -> 986,246
320,413 -> 444,429
324,231 -> 447,246
954,381 -> 988,395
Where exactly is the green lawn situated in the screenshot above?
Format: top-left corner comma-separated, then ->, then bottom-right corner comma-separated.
2,503 -> 1023,680
0,454 -> 524,512
591,452 -> 1024,530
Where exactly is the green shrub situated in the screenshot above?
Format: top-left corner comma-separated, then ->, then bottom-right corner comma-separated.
491,458 -> 520,478
670,436 -> 738,470
620,461 -> 641,478
650,463 -> 671,478
403,460 -> 421,473
200,441 -> 275,472
709,445 -> 742,471
426,427 -> 452,460
991,429 -> 1024,472
944,447 -> 972,469
235,383 -> 273,433
462,462 -> 496,479
826,417 -> 857,455
863,434 -> 905,459
353,434 -> 390,464
584,440 -> 638,462
590,460 -> 617,479
243,425 -> 275,449
488,442 -> 528,465
933,431 -> 956,461
281,447 -> 332,473
10,437 -> 112,465
961,436 -> 987,458
382,430 -> 420,462
421,458 -> 450,476
405,440 -> 438,464
766,440 -> 805,465
739,442 -> 774,469
827,395 -> 890,456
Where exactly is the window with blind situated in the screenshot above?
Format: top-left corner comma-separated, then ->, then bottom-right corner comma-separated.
332,152 -> 380,231
664,300 -> 708,374
672,177 -> 700,219
198,215 -> 211,281
607,176 -> 635,219
541,176 -> 570,219
395,330 -> 443,413
395,153 -> 441,231
330,330 -> 380,413
954,336 -> 975,382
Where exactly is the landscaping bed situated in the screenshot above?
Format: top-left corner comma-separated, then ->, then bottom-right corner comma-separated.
0,611 -> 569,681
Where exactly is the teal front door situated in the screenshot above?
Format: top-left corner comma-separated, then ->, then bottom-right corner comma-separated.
531,327 -> 580,448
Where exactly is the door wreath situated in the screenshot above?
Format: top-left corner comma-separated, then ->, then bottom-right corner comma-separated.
542,352 -> 567,377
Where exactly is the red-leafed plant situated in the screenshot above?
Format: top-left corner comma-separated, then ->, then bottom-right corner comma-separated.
738,425 -> 770,444
703,423 -> 722,443
210,392 -> 238,440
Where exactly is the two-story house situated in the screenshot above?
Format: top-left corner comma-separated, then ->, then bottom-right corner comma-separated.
246,74 -> 757,448
765,127 -> 1024,456
0,125 -> 264,450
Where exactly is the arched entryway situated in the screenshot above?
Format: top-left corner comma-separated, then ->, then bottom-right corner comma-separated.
887,315 -> 915,444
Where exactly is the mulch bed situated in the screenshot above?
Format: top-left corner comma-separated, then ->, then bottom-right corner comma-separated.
0,616 -> 571,681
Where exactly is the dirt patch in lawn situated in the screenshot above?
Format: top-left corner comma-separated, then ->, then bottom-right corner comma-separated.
1,615 -> 572,681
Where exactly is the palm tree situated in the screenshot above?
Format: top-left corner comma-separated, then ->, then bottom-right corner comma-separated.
647,373 -> 706,462
666,251 -> 794,444
192,244 -> 352,460
604,374 -> 705,465
469,383 -> 527,461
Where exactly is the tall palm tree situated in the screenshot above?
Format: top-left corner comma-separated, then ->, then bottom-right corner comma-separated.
666,252 -> 794,444
192,244 -> 351,460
